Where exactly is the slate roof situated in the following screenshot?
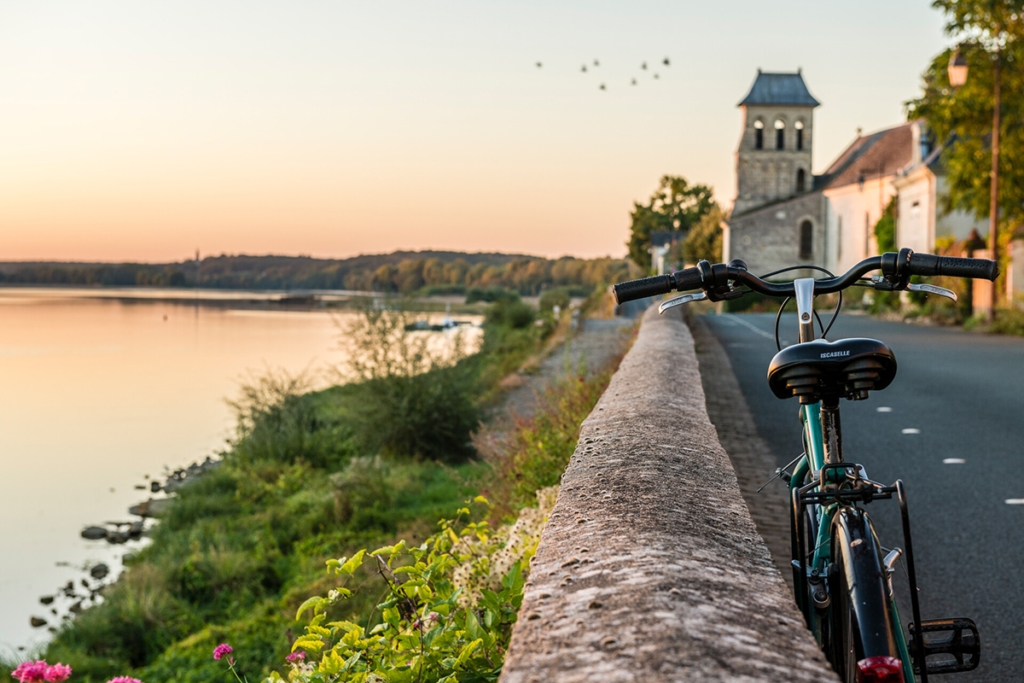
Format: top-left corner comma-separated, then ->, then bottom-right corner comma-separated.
738,71 -> 820,107
819,122 -> 915,190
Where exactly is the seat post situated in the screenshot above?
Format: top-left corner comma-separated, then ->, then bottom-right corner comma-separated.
821,397 -> 843,465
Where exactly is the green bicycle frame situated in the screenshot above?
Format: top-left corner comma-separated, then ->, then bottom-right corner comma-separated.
790,402 -> 915,681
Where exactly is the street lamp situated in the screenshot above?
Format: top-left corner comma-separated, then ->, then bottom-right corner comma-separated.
947,49 -> 968,88
948,45 -> 1001,319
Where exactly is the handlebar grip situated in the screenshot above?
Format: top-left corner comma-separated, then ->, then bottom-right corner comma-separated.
611,267 -> 704,305
908,253 -> 999,281
612,275 -> 673,305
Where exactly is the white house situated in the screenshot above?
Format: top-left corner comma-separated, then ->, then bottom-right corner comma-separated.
821,123 -> 914,275
891,128 -> 988,254
892,130 -> 1024,302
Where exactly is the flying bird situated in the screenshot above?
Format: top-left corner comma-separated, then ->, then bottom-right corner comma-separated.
663,57 -> 670,66
594,59 -> 600,66
654,73 -> 660,79
641,61 -> 647,70
599,83 -> 606,90
536,62 -> 542,68
581,64 -> 588,73
631,78 -> 637,86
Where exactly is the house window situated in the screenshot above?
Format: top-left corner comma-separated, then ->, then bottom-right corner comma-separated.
795,121 -> 804,150
754,120 -> 764,149
775,119 -> 786,149
796,168 -> 806,193
799,220 -> 813,259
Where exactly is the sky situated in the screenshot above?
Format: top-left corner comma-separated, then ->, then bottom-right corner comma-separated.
0,1 -> 951,262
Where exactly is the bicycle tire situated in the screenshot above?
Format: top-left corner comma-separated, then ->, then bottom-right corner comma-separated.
828,507 -> 901,682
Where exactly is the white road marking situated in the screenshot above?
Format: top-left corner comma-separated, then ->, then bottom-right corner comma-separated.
902,428 -> 920,434
876,407 -> 892,413
723,314 -> 775,340
943,458 -> 966,464
1006,499 -> 1024,505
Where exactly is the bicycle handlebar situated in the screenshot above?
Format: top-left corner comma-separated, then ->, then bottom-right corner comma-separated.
611,249 -> 998,305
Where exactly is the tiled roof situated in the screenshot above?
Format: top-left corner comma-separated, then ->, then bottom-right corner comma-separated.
820,123 -> 915,190
738,71 -> 820,107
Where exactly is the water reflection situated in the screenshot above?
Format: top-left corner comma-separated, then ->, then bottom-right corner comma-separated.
0,294 -> 352,650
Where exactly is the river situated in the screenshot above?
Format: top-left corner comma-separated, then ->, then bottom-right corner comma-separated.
0,288 -> 475,653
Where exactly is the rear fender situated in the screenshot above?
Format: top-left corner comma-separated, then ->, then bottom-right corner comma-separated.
831,506 -> 900,659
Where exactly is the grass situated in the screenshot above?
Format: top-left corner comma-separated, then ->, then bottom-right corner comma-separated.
2,300 -> 597,683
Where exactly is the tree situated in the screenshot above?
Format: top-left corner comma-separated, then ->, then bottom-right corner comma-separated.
907,1 -> 1024,284
681,203 -> 726,264
907,45 -> 1024,227
626,175 -> 715,269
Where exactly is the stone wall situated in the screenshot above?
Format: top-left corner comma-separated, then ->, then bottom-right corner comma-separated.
725,191 -> 826,276
498,306 -> 837,683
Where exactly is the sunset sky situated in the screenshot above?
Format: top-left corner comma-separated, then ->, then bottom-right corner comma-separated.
0,1 -> 949,262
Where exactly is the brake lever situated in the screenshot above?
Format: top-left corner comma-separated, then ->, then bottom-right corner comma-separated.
658,292 -> 707,314
907,282 -> 957,302
869,276 -> 958,302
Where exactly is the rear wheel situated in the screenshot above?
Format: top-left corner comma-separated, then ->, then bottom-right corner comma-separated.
827,507 -> 901,682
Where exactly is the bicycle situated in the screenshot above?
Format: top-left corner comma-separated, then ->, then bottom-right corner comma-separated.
611,249 -> 996,683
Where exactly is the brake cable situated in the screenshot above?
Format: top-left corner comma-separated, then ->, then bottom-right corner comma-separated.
759,265 -> 842,351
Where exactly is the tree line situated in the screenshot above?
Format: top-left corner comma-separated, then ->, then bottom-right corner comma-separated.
0,252 -> 638,295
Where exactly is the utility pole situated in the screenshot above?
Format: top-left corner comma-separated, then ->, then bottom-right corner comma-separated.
948,43 -> 1004,320
987,46 -> 1001,320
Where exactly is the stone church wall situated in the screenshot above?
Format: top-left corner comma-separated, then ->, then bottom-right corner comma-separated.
725,192 -> 826,276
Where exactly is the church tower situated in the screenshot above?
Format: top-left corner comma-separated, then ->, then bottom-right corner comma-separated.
733,70 -> 819,215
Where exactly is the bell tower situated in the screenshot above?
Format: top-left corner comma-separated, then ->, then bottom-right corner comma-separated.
734,69 -> 819,215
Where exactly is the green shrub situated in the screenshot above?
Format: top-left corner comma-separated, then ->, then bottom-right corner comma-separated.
330,456 -> 393,526
228,370 -> 356,469
419,284 -> 466,296
355,366 -> 480,462
466,286 -> 519,304
485,299 -> 534,329
342,304 -> 482,462
476,324 -> 538,390
538,287 -> 571,312
140,608 -> 290,683
874,197 -> 897,253
277,492 -> 554,683
992,307 -> 1024,335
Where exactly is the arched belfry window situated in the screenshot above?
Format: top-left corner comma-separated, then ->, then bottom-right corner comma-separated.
795,120 -> 805,150
754,120 -> 764,149
775,119 -> 786,149
796,168 -> 806,193
799,220 -> 813,259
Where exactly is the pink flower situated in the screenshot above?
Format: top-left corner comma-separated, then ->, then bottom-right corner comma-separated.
212,644 -> 233,661
43,665 -> 71,683
11,661 -> 49,683
106,678 -> 143,683
285,652 -> 305,662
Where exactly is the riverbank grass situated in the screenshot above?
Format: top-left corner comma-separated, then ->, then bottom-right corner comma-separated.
3,292 -> 625,683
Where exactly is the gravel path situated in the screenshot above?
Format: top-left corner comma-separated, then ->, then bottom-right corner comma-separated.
500,317 -> 636,420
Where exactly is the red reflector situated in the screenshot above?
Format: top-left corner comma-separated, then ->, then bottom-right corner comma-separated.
856,656 -> 904,683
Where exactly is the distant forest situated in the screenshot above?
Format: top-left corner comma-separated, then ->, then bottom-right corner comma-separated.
0,251 -> 638,295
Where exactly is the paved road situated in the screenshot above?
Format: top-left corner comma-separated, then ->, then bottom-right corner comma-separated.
702,312 -> 1024,683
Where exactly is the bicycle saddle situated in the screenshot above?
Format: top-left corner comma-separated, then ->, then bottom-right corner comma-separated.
767,338 -> 897,404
